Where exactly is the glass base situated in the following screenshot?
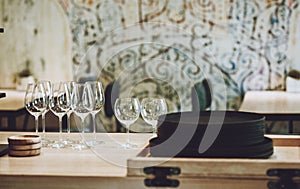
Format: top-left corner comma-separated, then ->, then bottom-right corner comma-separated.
41,139 -> 55,147
121,142 -> 138,149
86,140 -> 105,147
71,141 -> 89,150
62,139 -> 76,147
51,141 -> 65,149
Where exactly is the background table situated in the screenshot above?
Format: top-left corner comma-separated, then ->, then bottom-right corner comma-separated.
239,91 -> 300,133
0,89 -> 27,130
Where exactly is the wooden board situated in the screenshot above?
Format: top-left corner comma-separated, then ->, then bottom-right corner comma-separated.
127,135 -> 300,180
265,134 -> 300,146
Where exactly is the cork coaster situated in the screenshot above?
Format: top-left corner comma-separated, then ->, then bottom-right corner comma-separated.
9,148 -> 41,157
9,142 -> 42,151
8,135 -> 41,145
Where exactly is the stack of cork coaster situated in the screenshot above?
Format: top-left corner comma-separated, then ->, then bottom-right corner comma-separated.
8,135 -> 41,157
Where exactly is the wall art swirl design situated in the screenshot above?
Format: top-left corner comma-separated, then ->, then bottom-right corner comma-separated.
69,0 -> 300,116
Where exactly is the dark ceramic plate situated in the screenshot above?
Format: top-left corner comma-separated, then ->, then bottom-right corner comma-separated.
158,111 -> 265,126
149,137 -> 273,159
157,111 -> 266,147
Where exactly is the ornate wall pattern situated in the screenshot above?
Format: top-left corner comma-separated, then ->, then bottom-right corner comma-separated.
1,0 -> 299,132
69,0 -> 300,114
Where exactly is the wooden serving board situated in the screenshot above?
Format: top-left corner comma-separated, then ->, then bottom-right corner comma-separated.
127,135 -> 300,180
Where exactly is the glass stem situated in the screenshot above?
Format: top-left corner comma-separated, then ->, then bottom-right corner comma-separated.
67,111 -> 71,140
126,124 -> 130,144
152,124 -> 156,135
81,117 -> 85,140
35,116 -> 39,134
58,116 -> 63,142
42,112 -> 46,139
92,113 -> 96,140
81,118 -> 84,144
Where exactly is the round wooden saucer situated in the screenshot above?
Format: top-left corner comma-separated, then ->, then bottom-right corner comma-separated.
9,142 -> 42,151
8,135 -> 41,145
9,148 -> 41,157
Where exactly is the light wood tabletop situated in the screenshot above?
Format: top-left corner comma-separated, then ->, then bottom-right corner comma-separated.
0,132 -> 153,189
0,132 -> 299,189
0,132 -> 153,176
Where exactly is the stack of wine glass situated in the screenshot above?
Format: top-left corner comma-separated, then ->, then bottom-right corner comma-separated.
24,80 -> 105,150
24,80 -> 170,150
8,135 -> 41,157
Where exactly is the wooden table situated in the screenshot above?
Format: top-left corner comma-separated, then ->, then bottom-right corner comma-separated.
0,90 -> 27,130
0,132 -> 299,189
0,132 -> 154,189
239,91 -> 300,133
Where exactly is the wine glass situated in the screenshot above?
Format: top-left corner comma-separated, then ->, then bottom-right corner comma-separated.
71,82 -> 90,150
24,83 -> 47,134
37,80 -> 53,146
114,98 -> 140,149
64,81 -> 76,145
49,82 -> 71,148
141,98 -> 167,136
85,81 -> 105,146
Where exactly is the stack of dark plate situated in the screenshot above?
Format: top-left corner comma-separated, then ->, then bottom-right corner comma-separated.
149,111 -> 273,158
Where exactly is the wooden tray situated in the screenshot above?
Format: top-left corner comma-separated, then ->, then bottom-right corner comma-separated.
127,135 -> 300,188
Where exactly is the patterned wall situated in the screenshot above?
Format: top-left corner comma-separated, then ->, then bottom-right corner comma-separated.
1,0 -> 300,131
69,0 -> 300,113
